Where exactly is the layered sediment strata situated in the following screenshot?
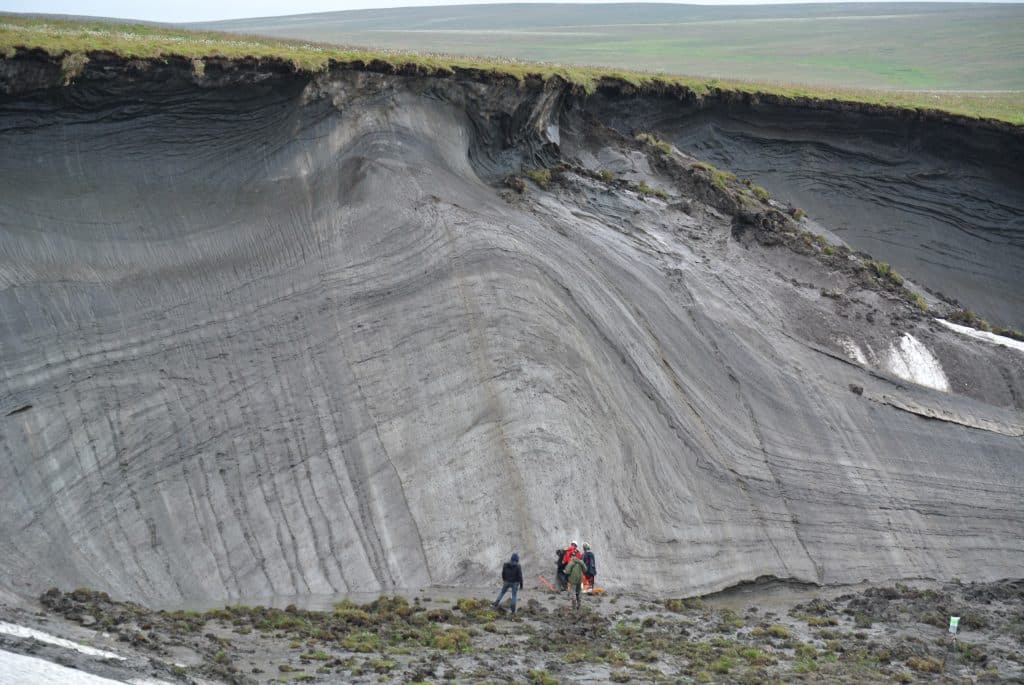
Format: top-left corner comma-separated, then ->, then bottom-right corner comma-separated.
0,53 -> 1021,603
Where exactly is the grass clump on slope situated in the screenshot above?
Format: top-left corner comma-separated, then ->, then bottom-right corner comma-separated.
692,161 -> 737,191
2,15 -> 1023,123
524,168 -> 553,189
635,132 -> 673,155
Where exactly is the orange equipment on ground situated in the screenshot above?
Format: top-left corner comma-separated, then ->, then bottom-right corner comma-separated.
537,573 -> 604,595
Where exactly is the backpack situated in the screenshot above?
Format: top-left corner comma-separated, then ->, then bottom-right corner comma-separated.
556,549 -> 566,571
502,561 -> 518,583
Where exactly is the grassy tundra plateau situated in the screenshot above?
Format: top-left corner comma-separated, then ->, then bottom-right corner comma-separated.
194,3 -> 1024,106
1,10 -> 1023,123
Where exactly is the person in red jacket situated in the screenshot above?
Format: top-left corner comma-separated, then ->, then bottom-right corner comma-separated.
562,541 -> 582,566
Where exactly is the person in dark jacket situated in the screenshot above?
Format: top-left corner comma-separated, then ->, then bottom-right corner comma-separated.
493,553 -> 524,614
582,542 -> 596,589
555,548 -> 568,591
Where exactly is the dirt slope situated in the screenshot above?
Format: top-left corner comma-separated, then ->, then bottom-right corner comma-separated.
0,53 -> 1022,605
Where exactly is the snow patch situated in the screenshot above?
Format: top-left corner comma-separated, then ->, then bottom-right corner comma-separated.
936,319 -> 1024,354
840,339 -> 868,365
885,334 -> 949,392
0,649 -> 125,685
0,621 -> 124,661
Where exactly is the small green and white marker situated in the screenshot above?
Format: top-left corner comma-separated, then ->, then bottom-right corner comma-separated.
949,616 -> 960,635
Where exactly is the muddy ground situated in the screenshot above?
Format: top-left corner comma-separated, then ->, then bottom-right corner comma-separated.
1,579 -> 1021,683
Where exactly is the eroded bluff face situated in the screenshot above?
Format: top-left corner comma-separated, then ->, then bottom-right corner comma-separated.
0,57 -> 1021,603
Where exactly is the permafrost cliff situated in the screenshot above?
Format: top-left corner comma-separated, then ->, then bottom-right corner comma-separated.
0,52 -> 1022,605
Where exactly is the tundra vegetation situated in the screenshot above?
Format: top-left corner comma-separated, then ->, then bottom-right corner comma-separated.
692,161 -> 738,191
32,580 -> 1024,683
196,3 -> 1024,94
2,16 -> 1023,123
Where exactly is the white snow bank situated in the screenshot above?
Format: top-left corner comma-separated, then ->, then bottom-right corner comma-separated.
885,333 -> 950,392
0,621 -> 123,661
936,319 -> 1024,353
0,648 -> 125,685
840,339 -> 869,366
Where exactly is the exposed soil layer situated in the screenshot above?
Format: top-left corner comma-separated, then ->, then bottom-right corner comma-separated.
1,52 -> 1022,606
1,580 -> 1021,683
583,83 -> 1024,329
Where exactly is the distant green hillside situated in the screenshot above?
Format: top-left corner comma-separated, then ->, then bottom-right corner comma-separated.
193,3 -> 1024,92
2,14 -> 1022,124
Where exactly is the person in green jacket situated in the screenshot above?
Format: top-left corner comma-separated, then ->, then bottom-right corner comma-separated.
565,554 -> 587,610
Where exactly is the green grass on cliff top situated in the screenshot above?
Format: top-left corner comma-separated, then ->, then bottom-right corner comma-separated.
2,15 -> 1022,125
